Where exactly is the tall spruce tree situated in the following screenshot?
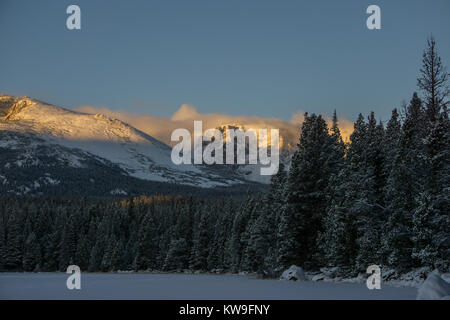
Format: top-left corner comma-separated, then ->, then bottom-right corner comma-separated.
243,164 -> 287,274
278,113 -> 334,269
163,200 -> 194,270
417,36 -> 449,123
383,108 -> 401,180
59,214 -> 78,271
353,112 -> 385,271
3,215 -> 23,270
0,208 -> 6,270
229,196 -> 256,272
317,112 -> 351,269
207,202 -> 234,271
23,232 -> 41,271
189,212 -> 211,271
416,109 -> 450,271
414,37 -> 450,271
135,212 -> 158,270
383,93 -> 426,270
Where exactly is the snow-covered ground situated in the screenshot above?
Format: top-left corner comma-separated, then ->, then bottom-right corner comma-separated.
305,267 -> 433,289
0,273 -> 416,300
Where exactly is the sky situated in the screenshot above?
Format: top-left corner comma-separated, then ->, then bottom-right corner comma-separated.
1,0 -> 449,123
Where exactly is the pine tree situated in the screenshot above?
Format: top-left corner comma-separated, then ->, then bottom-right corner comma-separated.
278,114 -> 334,269
411,192 -> 438,268
162,201 -> 194,270
190,212 -> 211,271
383,108 -> 401,179
135,212 -> 158,270
351,112 -> 385,271
111,239 -> 125,271
23,232 -> 41,271
229,196 -> 256,272
88,216 -> 108,271
88,242 -> 103,272
0,209 -> 6,270
258,163 -> 287,274
417,36 -> 449,123
74,234 -> 91,271
244,190 -> 283,275
415,37 -> 450,271
241,213 -> 260,272
42,226 -> 61,271
318,186 -> 357,269
328,110 -> 346,175
316,111 -> 348,268
101,234 -> 116,271
59,215 -> 78,271
207,202 -> 234,271
3,215 -> 23,270
164,238 -> 190,270
35,206 -> 53,270
420,109 -> 450,271
383,93 -> 426,270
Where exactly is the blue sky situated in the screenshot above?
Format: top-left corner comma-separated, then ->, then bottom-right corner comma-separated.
1,0 -> 449,122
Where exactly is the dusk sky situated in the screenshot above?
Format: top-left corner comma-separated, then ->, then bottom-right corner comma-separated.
1,0 -> 449,122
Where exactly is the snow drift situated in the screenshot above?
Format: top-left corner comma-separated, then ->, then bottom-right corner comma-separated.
416,270 -> 450,300
280,265 -> 306,281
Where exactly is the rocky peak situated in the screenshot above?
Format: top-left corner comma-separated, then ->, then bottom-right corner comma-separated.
2,96 -> 37,121
0,95 -> 19,118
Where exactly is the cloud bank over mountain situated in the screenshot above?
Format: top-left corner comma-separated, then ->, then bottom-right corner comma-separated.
75,104 -> 354,149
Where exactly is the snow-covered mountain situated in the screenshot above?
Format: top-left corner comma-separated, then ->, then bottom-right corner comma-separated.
0,95 -> 255,195
211,124 -> 292,184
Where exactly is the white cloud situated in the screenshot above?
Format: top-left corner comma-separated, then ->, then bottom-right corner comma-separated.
74,104 -> 353,149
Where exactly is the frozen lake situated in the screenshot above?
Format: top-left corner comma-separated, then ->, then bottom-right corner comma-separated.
0,273 -> 417,300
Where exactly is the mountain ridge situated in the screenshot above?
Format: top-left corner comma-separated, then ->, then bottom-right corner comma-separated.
0,95 -> 260,196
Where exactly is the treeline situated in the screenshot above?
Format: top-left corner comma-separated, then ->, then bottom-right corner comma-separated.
0,37 -> 448,275
0,195 -> 250,272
